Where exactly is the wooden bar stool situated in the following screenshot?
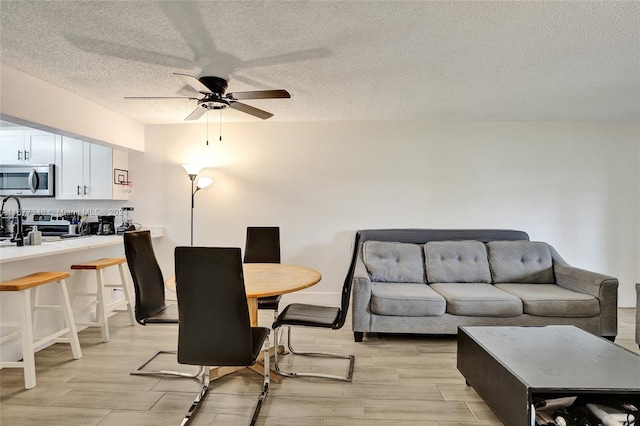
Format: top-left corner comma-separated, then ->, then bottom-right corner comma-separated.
0,272 -> 83,389
70,258 -> 136,342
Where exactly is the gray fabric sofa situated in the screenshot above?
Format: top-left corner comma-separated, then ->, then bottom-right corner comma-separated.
350,229 -> 619,342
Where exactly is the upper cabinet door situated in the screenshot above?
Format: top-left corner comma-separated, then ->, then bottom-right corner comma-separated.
86,142 -> 112,200
0,130 -> 27,164
24,131 -> 55,164
56,136 -> 85,199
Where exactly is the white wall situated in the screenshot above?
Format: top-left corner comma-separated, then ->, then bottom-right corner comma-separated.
0,64 -> 144,152
133,121 -> 639,307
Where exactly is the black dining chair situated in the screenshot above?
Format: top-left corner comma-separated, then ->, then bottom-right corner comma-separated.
175,246 -> 270,426
272,257 -> 356,382
123,230 -> 202,378
244,226 -> 282,321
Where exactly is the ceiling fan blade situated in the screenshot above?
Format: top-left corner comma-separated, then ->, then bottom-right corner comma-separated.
174,73 -> 212,94
229,102 -> 274,120
65,33 -> 194,69
125,96 -> 198,100
184,105 -> 207,121
228,90 -> 291,100
241,47 -> 333,69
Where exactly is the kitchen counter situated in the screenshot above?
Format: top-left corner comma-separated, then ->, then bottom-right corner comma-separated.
0,227 -> 163,264
0,227 -> 165,365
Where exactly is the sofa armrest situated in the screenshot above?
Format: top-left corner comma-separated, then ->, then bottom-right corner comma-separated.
352,253 -> 373,334
554,263 -> 618,338
554,263 -> 617,297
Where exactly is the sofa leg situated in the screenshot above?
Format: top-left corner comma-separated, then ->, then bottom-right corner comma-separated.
603,335 -> 616,342
353,332 -> 363,342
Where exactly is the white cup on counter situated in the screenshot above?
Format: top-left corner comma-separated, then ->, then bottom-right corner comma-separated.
68,224 -> 78,235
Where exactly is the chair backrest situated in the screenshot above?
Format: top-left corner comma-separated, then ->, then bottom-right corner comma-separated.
123,230 -> 167,324
244,226 -> 281,264
334,231 -> 360,329
175,246 -> 254,366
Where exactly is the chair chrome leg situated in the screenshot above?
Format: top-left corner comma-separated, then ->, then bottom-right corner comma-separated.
270,310 -> 287,355
180,334 -> 270,426
251,331 -> 270,426
130,350 -> 204,378
180,366 -> 210,426
273,327 -> 355,382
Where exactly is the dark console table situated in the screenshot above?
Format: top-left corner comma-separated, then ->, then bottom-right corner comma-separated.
457,325 -> 640,426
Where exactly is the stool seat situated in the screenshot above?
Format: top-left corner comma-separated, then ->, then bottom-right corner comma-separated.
71,258 -> 126,270
0,271 -> 82,389
71,257 -> 135,342
1,272 -> 71,291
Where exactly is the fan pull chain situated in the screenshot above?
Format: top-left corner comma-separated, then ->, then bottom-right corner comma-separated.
219,109 -> 222,142
205,110 -> 209,146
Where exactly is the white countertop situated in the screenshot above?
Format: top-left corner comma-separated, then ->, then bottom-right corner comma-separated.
0,227 -> 163,264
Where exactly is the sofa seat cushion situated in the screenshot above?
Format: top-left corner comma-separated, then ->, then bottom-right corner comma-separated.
425,241 -> 491,283
487,241 -> 555,283
495,283 -> 599,317
430,283 -> 523,317
370,282 -> 445,316
363,241 -> 425,283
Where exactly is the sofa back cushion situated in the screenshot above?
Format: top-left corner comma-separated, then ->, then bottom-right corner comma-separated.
425,241 -> 491,283
487,241 -> 554,283
362,241 -> 425,283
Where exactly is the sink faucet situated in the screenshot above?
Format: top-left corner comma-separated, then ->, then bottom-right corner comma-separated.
1,196 -> 23,246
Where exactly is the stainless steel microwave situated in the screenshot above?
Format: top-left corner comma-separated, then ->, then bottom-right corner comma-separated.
0,164 -> 55,197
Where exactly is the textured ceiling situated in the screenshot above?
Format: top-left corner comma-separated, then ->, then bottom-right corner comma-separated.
1,1 -> 639,124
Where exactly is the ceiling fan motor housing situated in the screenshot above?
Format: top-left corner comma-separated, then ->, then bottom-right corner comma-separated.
198,76 -> 228,95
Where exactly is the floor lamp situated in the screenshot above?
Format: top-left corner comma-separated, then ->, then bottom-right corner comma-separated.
182,165 -> 213,246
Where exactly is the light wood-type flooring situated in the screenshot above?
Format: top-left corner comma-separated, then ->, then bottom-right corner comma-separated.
1,308 -> 638,426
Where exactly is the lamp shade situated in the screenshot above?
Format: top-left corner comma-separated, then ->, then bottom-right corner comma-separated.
182,164 -> 204,176
196,177 -> 213,190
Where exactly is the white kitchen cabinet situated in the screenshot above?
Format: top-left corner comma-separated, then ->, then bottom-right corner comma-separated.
56,137 -> 113,200
57,136 -> 83,199
87,143 -> 113,200
0,129 -> 55,165
0,130 -> 24,164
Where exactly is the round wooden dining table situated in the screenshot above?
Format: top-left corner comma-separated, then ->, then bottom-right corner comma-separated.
240,263 -> 322,326
167,263 -> 321,326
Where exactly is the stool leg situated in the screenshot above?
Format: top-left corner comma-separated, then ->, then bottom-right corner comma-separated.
96,269 -> 109,343
58,279 -> 82,359
118,264 -> 136,325
69,269 -> 81,306
33,285 -> 43,331
18,289 -> 36,389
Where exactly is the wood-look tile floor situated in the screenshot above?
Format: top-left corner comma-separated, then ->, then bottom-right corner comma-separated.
1,308 -> 638,426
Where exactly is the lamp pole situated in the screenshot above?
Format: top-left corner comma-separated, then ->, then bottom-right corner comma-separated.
182,165 -> 213,247
188,174 -> 197,246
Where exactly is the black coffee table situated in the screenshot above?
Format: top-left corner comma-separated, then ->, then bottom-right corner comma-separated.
457,325 -> 640,426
